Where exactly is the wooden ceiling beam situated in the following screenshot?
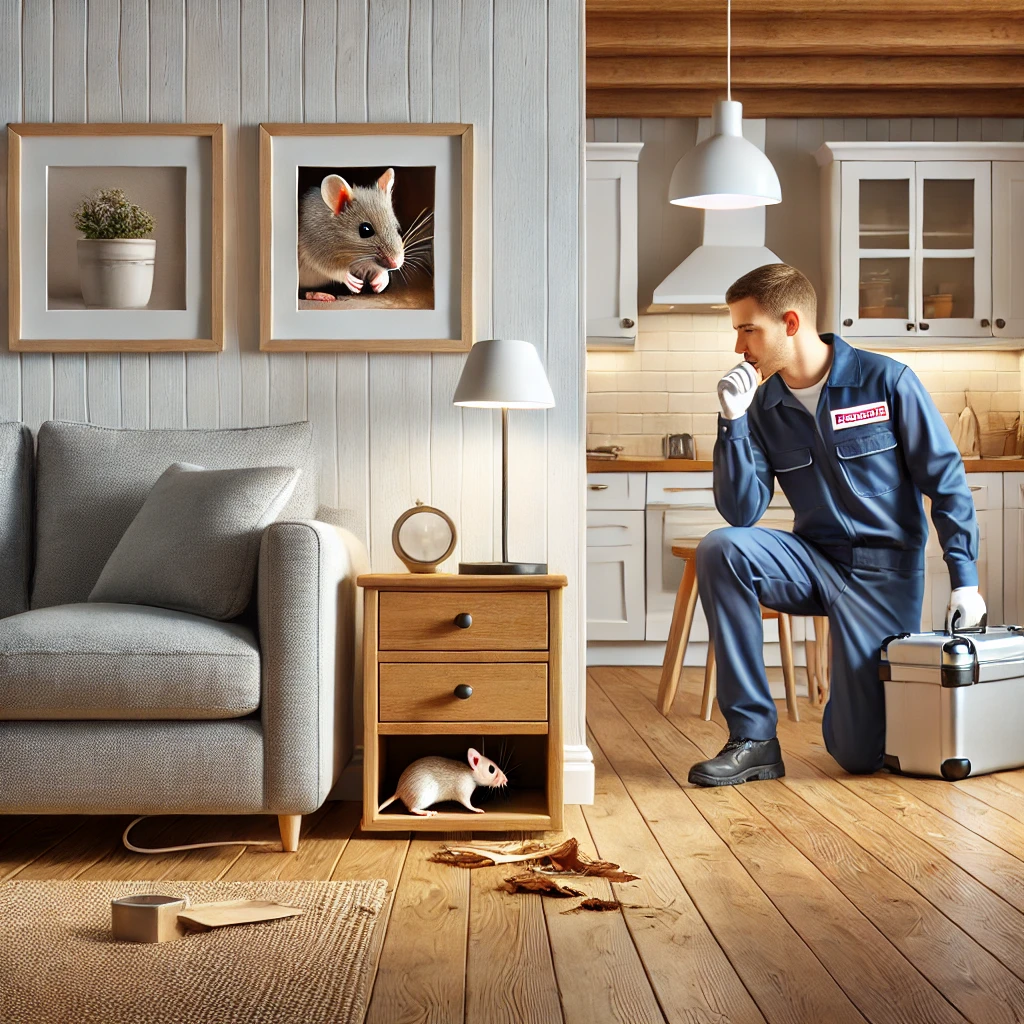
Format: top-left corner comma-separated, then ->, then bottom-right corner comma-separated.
587,88 -> 1024,119
587,14 -> 1024,57
588,0 -> 1022,15
589,55 -> 1024,90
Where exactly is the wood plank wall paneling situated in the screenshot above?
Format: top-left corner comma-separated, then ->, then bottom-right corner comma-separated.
4,0 -> 587,754
589,115 -> 1024,312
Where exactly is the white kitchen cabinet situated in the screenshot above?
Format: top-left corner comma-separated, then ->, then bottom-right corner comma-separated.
1003,474 -> 1024,625
587,471 -> 646,511
818,141 -> 1024,347
993,162 -> 1024,339
922,474 -> 1003,630
585,142 -> 642,349
586,510 -> 646,641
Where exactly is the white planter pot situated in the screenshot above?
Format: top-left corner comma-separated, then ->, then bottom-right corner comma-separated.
77,238 -> 156,309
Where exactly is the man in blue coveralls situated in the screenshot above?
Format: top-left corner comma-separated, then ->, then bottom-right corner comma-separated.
688,263 -> 986,787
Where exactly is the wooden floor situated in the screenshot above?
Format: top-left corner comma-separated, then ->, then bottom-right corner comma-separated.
7,667 -> 1024,1023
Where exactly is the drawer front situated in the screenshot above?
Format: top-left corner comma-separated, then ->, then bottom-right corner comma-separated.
379,663 -> 548,722
587,472 -> 646,510
378,591 -> 548,650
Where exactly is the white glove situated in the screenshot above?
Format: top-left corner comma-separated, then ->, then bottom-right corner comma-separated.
717,361 -> 759,420
946,586 -> 987,631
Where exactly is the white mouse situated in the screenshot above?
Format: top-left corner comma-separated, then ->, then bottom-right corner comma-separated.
377,747 -> 509,816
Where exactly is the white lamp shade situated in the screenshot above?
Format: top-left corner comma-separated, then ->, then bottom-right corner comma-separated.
452,339 -> 555,409
669,100 -> 782,210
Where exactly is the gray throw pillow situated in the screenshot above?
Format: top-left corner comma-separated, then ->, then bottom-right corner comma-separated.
89,462 -> 300,621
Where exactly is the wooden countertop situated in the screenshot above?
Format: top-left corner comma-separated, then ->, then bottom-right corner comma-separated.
588,456 -> 1024,473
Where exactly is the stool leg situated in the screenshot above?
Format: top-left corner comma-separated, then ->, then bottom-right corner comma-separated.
700,644 -> 717,721
805,632 -> 819,705
779,613 -> 799,722
818,617 -> 831,703
657,556 -> 699,715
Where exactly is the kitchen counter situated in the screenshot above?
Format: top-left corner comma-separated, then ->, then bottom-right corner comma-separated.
588,456 -> 1024,473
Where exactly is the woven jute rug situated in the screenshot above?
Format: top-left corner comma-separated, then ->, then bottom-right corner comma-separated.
0,879 -> 388,1024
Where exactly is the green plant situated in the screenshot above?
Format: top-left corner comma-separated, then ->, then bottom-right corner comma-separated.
72,188 -> 154,240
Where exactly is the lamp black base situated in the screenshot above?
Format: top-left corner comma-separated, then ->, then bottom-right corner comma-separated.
458,560 -> 548,576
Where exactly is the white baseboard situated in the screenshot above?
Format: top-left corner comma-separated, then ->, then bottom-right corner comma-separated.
331,745 -> 597,807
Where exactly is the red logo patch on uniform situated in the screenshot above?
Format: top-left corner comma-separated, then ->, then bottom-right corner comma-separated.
831,400 -> 890,431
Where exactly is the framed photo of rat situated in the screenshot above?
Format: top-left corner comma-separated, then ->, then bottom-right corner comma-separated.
258,123 -> 474,352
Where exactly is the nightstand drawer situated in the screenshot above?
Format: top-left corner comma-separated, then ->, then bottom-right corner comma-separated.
379,663 -> 548,721
378,591 -> 548,651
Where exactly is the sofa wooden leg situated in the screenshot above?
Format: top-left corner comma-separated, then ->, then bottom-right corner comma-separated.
278,814 -> 301,852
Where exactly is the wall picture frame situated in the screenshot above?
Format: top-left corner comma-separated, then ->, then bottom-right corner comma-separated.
259,122 -> 474,353
7,123 -> 224,353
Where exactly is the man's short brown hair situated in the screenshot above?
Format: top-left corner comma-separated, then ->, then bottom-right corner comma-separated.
726,263 -> 817,323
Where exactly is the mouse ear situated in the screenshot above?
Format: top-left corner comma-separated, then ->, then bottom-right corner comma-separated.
466,747 -> 480,769
376,168 -> 395,196
321,174 -> 353,215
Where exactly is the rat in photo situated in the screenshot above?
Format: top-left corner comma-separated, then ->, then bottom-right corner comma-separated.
376,747 -> 509,816
297,167 -> 405,301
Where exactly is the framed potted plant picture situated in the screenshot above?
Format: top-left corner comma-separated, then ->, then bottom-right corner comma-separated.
259,123 -> 474,353
6,123 -> 224,353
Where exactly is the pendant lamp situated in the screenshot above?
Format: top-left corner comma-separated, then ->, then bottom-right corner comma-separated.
668,0 -> 781,210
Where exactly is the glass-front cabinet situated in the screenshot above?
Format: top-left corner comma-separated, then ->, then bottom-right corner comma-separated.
819,141 -> 1024,347
838,159 -> 991,340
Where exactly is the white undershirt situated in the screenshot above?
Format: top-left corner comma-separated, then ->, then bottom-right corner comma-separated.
785,373 -> 828,418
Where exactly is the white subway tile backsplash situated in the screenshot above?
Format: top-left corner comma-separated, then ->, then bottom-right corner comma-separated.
586,314 -> 1022,458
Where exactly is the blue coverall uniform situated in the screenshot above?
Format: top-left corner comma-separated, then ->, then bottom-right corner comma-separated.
699,333 -> 979,773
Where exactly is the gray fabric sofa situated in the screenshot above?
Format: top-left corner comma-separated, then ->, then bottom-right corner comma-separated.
0,420 -> 367,851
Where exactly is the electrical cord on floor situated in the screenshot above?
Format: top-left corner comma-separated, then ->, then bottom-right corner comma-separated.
122,816 -> 281,854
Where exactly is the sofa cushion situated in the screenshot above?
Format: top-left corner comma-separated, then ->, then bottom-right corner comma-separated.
0,603 -> 261,720
31,420 -> 317,609
0,423 -> 33,620
90,462 -> 300,620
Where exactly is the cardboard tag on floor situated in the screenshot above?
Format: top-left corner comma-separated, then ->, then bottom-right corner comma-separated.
176,899 -> 304,933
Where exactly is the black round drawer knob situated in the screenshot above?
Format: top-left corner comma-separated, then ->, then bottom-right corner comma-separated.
454,612 -> 472,629
843,318 -> 853,327
919,322 -> 930,330
996,318 -> 1007,329
454,684 -> 473,700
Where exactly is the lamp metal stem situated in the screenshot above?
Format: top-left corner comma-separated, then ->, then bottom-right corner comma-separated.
501,406 -> 509,564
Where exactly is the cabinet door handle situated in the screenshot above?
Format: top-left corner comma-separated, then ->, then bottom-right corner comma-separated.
454,684 -> 473,700
588,484 -> 609,490
454,613 -> 473,629
843,318 -> 853,327
970,486 -> 983,492
906,323 -> 915,331
919,322 -> 930,330
587,523 -> 628,529
996,318 -> 1007,329
621,318 -> 635,329
663,487 -> 689,492
981,319 -> 991,328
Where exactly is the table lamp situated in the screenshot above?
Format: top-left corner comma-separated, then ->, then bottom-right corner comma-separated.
453,338 -> 555,574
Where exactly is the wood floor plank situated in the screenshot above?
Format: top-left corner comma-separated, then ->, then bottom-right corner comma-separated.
219,802 -> 343,881
363,831 -> 469,1024
596,668 -> 966,1024
10,815 -> 131,881
580,726 -> 768,1024
625,669 -> 1024,1024
546,805 -> 667,1024
956,774 -> 1024,826
466,826 -> 566,1024
330,822 -> 411,1017
0,816 -> 87,880
587,681 -> 865,1024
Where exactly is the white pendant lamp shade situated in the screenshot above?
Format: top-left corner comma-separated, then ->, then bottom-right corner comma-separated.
453,339 -> 555,409
669,100 -> 782,210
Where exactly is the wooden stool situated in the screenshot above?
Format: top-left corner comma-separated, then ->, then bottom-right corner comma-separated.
804,615 -> 831,705
656,539 -> 800,723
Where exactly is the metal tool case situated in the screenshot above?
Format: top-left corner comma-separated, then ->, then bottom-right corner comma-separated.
880,622 -> 1024,780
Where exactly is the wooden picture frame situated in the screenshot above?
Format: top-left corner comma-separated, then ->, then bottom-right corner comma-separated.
7,123 -> 224,353
259,123 -> 474,353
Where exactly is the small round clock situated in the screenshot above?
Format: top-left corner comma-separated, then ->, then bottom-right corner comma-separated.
392,501 -> 457,573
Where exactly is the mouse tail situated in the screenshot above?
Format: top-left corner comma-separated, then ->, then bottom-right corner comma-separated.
377,793 -> 399,813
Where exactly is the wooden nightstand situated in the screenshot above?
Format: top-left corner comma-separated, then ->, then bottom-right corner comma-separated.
358,573 -> 567,832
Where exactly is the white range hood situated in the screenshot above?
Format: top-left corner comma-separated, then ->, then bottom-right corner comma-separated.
652,118 -> 781,310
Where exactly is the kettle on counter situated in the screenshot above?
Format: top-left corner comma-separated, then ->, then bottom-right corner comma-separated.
663,433 -> 695,460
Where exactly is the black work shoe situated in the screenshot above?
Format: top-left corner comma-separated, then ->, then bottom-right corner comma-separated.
687,737 -> 785,787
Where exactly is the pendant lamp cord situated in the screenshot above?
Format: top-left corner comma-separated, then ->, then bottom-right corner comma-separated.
726,0 -> 732,101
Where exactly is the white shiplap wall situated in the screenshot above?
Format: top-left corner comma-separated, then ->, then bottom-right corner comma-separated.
1,0 -> 591,799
